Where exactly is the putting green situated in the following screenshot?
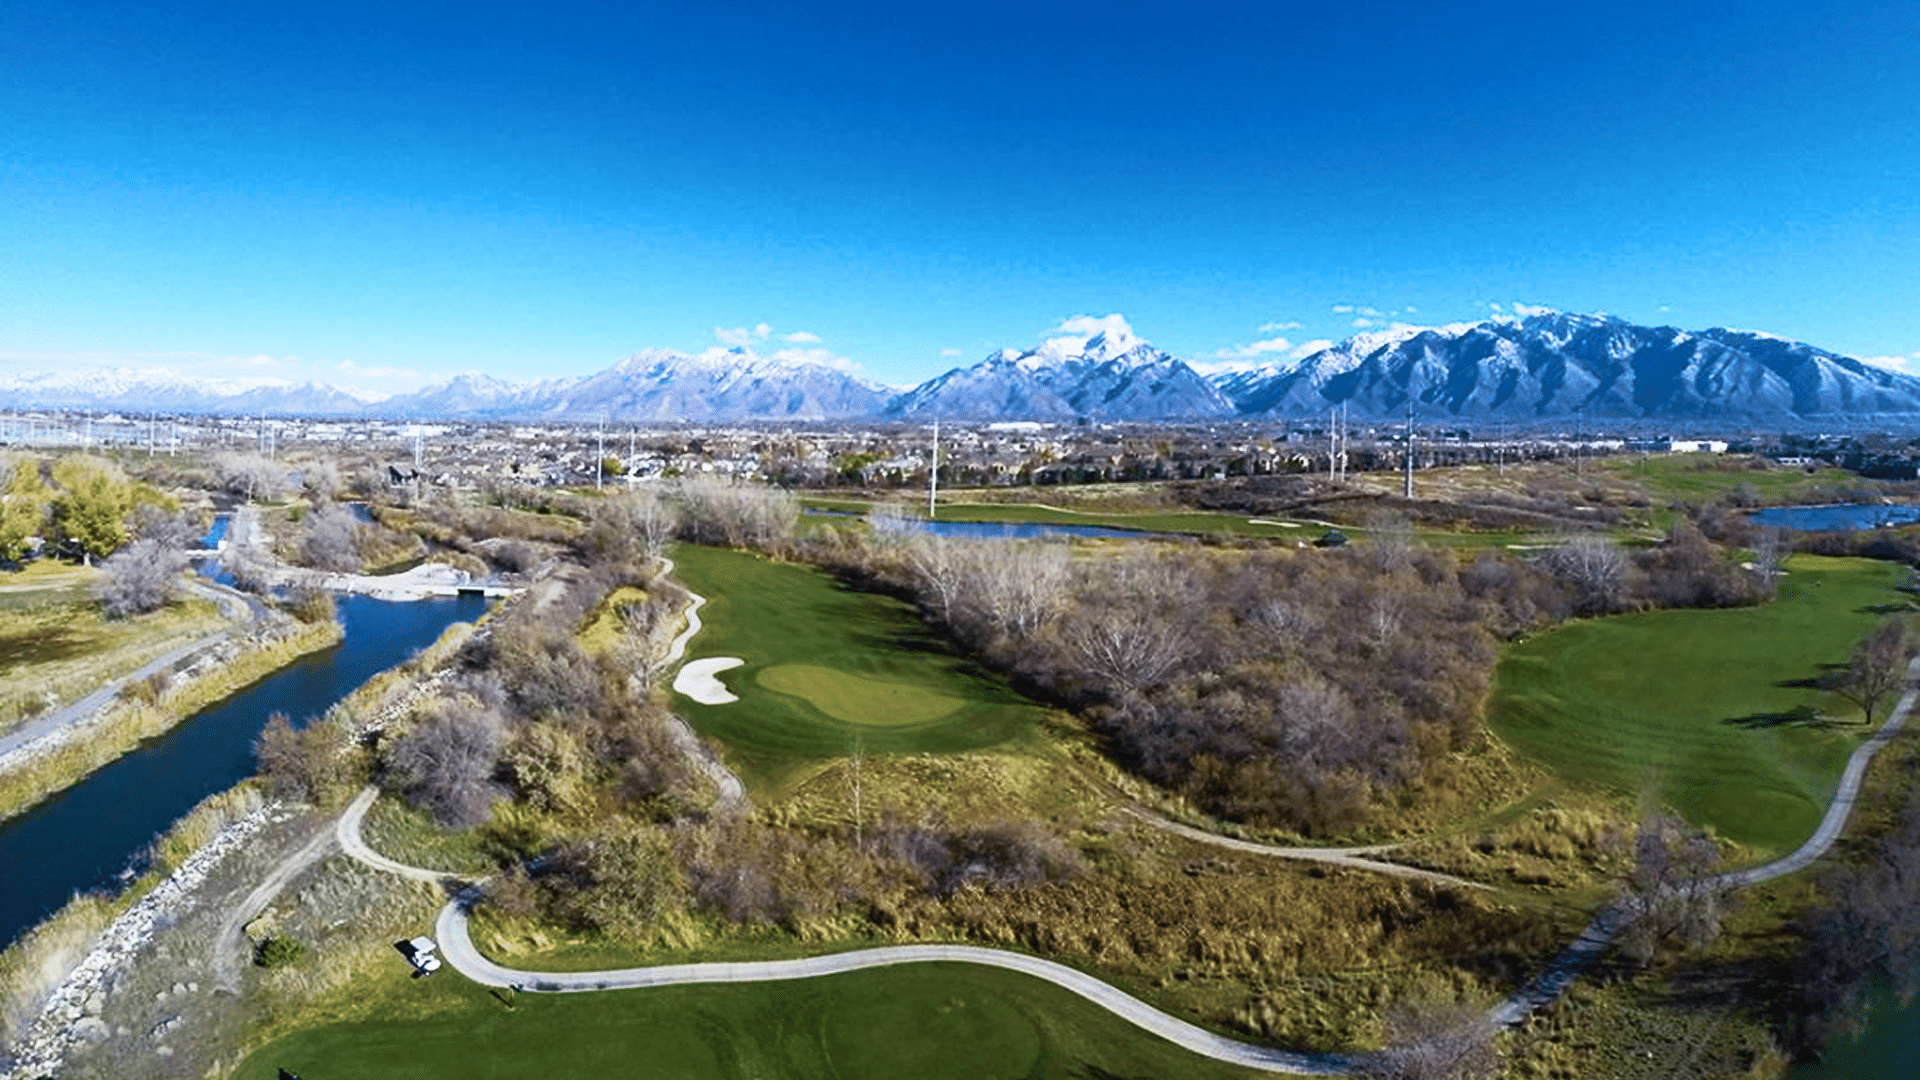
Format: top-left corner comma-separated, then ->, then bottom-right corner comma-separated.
756,664 -> 968,727
664,545 -> 1042,796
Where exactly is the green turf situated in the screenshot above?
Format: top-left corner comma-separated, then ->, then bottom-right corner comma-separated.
1487,554 -> 1910,852
668,545 -> 1041,793
228,961 -> 1268,1080
756,663 -> 968,727
1602,454 -> 1862,504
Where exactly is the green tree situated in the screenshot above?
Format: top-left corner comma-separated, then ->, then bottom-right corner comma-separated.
51,456 -> 134,565
0,457 -> 50,563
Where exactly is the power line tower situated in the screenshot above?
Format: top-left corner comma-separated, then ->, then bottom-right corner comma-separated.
928,420 -> 940,519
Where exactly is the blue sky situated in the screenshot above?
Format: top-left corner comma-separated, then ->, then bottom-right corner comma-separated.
4,0 -> 1918,392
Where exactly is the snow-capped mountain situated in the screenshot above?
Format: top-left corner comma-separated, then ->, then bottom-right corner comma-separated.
887,327 -> 1234,420
0,368 -> 389,415
1214,312 -> 1920,421
5,314 -> 1917,424
521,348 -> 893,421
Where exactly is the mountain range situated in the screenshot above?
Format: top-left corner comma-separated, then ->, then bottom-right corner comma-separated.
6,312 -> 1919,425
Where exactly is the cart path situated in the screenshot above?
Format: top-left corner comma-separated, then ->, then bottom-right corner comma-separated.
1124,809 -> 1490,892
334,641 -> 1915,1080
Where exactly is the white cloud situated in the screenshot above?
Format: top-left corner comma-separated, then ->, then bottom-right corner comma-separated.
1862,353 -> 1920,375
1332,304 -> 1355,314
1050,313 -> 1136,340
1658,304 -> 1673,313
782,331 -> 822,344
1208,336 -> 1335,368
1351,317 -> 1375,328
1510,302 -> 1555,317
1487,302 -> 1504,313
1359,306 -> 1383,318
1259,320 -> 1303,333
939,347 -> 964,357
714,322 -> 775,347
1403,305 -> 1418,313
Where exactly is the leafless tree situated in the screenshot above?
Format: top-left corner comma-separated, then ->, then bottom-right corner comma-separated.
1834,617 -> 1913,726
968,540 -> 1070,641
1065,553 -> 1198,693
1751,526 -> 1786,595
216,451 -> 286,502
95,537 -> 187,618
382,702 -> 507,828
1617,808 -> 1728,964
302,501 -> 364,573
864,502 -> 921,551
1368,996 -> 1500,1080
586,486 -> 682,565
1543,534 -> 1627,615
676,476 -> 797,549
130,503 -> 202,550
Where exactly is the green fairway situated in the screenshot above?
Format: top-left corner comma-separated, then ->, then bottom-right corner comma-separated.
1602,453 -> 1861,503
1487,554 -> 1910,851
668,545 -> 1041,791
229,961 -> 1267,1080
756,663 -> 969,727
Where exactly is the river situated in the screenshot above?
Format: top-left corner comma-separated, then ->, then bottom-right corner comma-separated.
1788,989 -> 1920,1079
0,591 -> 486,949
1750,504 -> 1920,532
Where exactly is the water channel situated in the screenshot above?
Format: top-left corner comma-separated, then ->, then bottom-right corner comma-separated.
0,591 -> 485,949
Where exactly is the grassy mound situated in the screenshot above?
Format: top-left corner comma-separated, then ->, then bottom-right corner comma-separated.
1488,554 -> 1909,851
227,961 -> 1265,1080
667,545 -> 1041,794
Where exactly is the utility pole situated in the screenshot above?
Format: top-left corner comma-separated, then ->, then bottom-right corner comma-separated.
1340,401 -> 1348,481
1329,407 -> 1337,481
928,420 -> 940,519
596,420 -> 605,490
1403,395 -> 1415,499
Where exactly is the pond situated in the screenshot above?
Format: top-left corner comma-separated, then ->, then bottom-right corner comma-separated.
0,591 -> 486,949
1750,504 -> 1920,532
1788,988 -> 1920,1079
802,509 -> 1150,540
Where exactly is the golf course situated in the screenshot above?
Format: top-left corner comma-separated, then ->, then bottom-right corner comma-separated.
1488,553 -> 1909,851
230,957 -> 1268,1080
666,544 -> 1044,794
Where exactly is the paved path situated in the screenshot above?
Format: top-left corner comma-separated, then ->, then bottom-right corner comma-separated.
0,577 -> 262,771
1128,809 -> 1491,892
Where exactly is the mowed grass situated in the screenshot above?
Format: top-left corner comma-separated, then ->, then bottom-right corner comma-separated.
229,961 -> 1268,1080
1488,554 -> 1909,852
667,545 -> 1041,794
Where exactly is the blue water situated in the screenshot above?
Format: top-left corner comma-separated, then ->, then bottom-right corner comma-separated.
0,592 -> 485,948
920,520 -> 1148,540
1750,504 -> 1920,532
800,509 -> 1148,540
1789,989 -> 1920,1079
198,514 -> 230,550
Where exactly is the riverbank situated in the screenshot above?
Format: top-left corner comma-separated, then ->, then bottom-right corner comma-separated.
0,617 -> 343,826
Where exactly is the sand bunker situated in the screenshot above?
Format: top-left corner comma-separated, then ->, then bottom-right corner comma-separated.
674,657 -> 745,705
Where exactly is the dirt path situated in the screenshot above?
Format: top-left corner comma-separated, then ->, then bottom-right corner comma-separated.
1125,809 -> 1490,892
211,811 -> 340,992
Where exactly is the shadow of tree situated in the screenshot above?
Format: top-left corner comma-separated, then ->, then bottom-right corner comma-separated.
1724,705 -> 1839,730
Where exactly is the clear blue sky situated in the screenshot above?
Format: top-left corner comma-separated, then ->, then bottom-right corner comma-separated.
4,0 -> 1918,391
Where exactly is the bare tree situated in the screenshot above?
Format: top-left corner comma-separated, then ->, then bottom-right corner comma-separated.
1368,996 -> 1500,1080
1751,526 -> 1786,595
302,501 -> 364,573
1543,534 -> 1627,615
95,537 -> 187,618
1065,553 -> 1198,693
1617,808 -> 1728,964
216,452 -> 286,502
382,702 -> 507,828
1833,617 -> 1913,726
676,476 -> 797,549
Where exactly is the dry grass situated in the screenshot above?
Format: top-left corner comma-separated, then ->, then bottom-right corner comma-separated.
0,619 -> 343,824
0,592 -> 228,734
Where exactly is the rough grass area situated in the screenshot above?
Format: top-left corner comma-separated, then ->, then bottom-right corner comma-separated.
574,584 -> 648,655
358,796 -> 495,877
1488,554 -> 1908,852
0,590 -> 227,733
667,545 -> 1042,796
228,959 -> 1272,1080
1603,453 -> 1863,504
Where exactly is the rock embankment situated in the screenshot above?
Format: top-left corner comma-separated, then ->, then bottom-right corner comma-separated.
2,802 -> 276,1080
